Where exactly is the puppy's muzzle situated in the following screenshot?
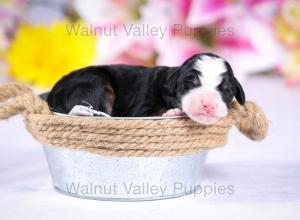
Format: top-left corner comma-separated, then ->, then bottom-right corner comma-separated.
181,87 -> 228,125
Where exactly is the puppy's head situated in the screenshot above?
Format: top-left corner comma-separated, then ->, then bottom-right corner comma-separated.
176,53 -> 245,125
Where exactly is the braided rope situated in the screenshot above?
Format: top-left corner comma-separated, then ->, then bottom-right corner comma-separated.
0,83 -> 268,157
0,82 -> 51,119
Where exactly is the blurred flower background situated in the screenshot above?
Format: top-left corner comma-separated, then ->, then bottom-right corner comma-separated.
0,0 -> 299,89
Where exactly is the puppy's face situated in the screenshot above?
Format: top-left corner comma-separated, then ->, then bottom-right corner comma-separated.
177,53 -> 245,125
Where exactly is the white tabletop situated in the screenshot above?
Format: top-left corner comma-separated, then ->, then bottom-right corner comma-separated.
1,75 -> 300,220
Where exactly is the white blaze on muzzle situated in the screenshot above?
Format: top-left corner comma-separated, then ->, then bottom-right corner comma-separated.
182,55 -> 228,125
182,86 -> 228,124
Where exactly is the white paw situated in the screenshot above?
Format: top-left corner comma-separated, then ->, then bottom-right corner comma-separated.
162,108 -> 184,117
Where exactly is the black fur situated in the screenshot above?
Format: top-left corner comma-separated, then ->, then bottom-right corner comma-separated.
47,53 -> 245,116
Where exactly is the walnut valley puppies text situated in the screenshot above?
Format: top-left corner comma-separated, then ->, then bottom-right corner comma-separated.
65,23 -> 235,39
65,182 -> 235,198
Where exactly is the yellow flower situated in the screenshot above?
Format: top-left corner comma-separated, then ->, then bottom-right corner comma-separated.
5,21 -> 96,88
282,50 -> 300,80
275,0 -> 300,48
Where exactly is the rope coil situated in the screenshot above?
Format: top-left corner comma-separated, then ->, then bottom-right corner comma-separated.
0,83 -> 268,157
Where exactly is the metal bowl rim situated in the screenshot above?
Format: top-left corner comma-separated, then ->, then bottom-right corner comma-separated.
41,92 -> 187,120
53,112 -> 188,120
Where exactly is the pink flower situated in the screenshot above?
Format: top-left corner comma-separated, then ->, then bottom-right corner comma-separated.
142,0 -> 193,25
187,0 -> 242,27
187,0 -> 284,27
74,0 -> 290,79
214,15 -> 284,78
98,38 -> 157,66
184,0 -> 286,79
0,0 -> 26,75
74,0 -> 136,25
156,36 -> 202,66
0,2 -> 24,53
95,0 -> 203,66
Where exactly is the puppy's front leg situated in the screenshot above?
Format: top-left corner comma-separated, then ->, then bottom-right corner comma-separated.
162,108 -> 184,117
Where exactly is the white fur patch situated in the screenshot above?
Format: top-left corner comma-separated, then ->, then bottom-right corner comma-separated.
194,56 -> 227,88
181,86 -> 228,125
69,105 -> 111,117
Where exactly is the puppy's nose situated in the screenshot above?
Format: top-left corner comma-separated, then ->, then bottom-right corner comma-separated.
202,103 -> 215,114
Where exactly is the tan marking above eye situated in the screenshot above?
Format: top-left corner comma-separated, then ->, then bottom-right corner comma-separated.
193,78 -> 201,86
104,83 -> 115,114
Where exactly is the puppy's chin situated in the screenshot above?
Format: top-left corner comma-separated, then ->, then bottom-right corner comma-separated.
181,87 -> 228,125
187,114 -> 220,125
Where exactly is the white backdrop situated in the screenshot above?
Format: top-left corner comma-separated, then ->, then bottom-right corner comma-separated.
1,75 -> 300,220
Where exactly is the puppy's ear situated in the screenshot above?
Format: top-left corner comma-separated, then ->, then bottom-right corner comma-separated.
234,78 -> 245,105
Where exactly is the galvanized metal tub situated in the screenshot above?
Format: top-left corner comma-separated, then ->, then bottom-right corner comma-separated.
43,114 -> 208,201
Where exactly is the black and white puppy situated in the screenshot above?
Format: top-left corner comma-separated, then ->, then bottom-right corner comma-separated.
47,53 -> 245,124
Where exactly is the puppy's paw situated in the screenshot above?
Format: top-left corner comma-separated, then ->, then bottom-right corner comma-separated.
162,108 -> 184,117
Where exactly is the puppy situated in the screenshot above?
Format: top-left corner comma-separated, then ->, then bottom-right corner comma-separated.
47,53 -> 245,125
